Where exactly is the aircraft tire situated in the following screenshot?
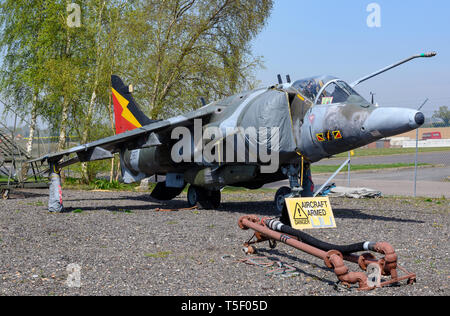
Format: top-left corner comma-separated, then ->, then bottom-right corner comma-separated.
187,185 -> 201,207
274,186 -> 291,214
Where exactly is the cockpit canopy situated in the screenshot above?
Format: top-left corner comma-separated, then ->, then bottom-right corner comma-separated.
292,75 -> 370,106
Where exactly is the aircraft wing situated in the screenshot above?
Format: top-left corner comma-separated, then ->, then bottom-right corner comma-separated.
30,104 -> 223,167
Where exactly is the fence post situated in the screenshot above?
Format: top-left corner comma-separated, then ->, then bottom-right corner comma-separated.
414,128 -> 419,197
414,98 -> 429,198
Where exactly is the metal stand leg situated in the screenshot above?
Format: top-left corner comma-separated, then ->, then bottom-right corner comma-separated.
313,158 -> 350,197
48,163 -> 63,213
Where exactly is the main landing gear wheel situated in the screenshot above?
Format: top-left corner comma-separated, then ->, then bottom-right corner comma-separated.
187,185 -> 221,209
274,186 -> 292,214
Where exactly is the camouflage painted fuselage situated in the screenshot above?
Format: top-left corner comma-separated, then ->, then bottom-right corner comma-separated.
120,76 -> 424,190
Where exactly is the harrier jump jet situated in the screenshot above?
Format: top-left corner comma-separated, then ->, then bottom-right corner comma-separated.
33,52 -> 436,212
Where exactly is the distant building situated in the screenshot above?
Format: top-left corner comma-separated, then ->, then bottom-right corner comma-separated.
394,127 -> 450,140
365,127 -> 450,149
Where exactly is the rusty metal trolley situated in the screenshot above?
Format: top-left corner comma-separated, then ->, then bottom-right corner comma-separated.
238,215 -> 416,291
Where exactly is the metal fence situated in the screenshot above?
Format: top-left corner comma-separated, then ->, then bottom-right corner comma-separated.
316,126 -> 450,198
1,109 -> 448,198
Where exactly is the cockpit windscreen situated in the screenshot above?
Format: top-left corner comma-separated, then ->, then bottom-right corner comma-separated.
293,76 -> 369,105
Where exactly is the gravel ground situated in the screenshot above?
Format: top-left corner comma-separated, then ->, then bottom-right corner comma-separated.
0,188 -> 448,296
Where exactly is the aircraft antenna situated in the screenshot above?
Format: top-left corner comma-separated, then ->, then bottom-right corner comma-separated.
277,74 -> 283,84
286,75 -> 291,84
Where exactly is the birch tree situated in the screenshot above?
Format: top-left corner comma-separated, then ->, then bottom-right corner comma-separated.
123,0 -> 273,119
0,0 -> 49,156
0,0 -> 274,183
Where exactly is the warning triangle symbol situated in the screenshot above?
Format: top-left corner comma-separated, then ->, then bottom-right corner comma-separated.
316,134 -> 325,142
293,203 -> 308,220
333,131 -> 342,139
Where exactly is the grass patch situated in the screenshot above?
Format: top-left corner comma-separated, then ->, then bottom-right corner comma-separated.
334,147 -> 450,158
423,197 -> 447,206
117,209 -> 133,214
26,201 -> 45,207
92,179 -> 131,190
311,163 -> 430,174
144,251 -> 172,259
221,186 -> 275,194
62,177 -> 140,191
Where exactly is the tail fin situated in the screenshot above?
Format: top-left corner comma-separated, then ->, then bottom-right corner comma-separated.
111,75 -> 154,134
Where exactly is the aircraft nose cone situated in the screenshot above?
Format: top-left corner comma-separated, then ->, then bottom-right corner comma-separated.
415,112 -> 425,126
363,107 -> 424,139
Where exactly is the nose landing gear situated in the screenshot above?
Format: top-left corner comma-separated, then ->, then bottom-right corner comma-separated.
274,163 -> 315,215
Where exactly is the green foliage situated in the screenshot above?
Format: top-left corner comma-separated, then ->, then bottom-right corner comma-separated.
0,0 -> 274,180
93,179 -> 126,190
334,147 -> 450,158
120,0 -> 274,119
311,163 -> 430,174
62,177 -> 139,191
432,106 -> 450,126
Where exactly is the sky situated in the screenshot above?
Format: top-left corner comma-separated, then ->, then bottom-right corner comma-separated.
1,0 -> 449,126
251,0 -> 450,117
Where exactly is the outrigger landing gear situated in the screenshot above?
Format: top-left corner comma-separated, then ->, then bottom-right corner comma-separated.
187,185 -> 221,209
238,216 -> 417,291
48,163 -> 63,213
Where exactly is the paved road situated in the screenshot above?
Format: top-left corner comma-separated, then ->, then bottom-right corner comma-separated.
345,165 -> 450,182
314,167 -> 450,198
265,166 -> 450,198
316,151 -> 450,166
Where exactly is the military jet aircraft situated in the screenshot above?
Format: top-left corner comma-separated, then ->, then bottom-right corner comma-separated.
33,52 -> 436,212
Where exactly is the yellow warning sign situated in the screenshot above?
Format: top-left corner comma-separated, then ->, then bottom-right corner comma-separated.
285,197 -> 336,230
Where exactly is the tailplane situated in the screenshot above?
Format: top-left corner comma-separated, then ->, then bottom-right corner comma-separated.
111,75 -> 155,134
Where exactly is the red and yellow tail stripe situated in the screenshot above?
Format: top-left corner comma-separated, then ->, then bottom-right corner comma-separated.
112,87 -> 142,134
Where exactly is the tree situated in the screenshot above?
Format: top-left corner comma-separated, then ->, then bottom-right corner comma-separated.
0,0 -> 50,156
0,0 -> 274,183
0,0 -> 88,158
122,0 -> 273,119
432,106 -> 450,126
